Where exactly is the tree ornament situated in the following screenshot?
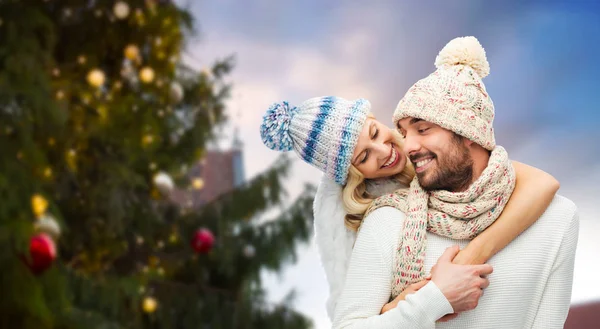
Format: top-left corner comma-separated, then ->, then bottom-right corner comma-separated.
153,171 -> 174,195
124,44 -> 140,61
31,194 -> 48,217
169,81 -> 184,103
191,178 -> 204,190
63,8 -> 73,18
191,228 -> 215,254
56,90 -> 65,100
27,233 -> 57,274
139,67 -> 155,83
142,296 -> 158,313
142,134 -> 154,146
87,69 -> 105,88
34,214 -> 61,240
113,1 -> 130,20
243,244 -> 256,258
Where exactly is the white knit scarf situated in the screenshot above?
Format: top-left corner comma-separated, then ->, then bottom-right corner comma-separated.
364,146 -> 516,298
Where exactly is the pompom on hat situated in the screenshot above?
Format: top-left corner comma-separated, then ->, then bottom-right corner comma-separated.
394,36 -> 496,150
260,96 -> 370,185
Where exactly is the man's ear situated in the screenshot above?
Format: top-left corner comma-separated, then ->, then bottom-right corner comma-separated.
462,136 -> 474,147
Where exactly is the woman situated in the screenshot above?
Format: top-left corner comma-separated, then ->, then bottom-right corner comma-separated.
260,92 -> 558,327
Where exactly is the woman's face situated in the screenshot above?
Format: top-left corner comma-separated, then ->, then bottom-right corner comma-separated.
351,117 -> 407,179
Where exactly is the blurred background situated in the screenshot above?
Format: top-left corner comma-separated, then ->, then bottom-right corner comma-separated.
0,0 -> 598,328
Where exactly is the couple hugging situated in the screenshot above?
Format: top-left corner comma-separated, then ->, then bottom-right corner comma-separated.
260,36 -> 579,329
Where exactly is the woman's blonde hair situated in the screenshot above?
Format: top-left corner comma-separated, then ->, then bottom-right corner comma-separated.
341,119 -> 415,231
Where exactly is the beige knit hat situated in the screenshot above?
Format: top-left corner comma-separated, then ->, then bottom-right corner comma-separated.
393,36 -> 495,150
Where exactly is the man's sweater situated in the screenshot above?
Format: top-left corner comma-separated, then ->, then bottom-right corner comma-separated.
332,195 -> 579,329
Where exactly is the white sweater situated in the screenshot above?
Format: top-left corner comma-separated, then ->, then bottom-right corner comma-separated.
332,195 -> 579,329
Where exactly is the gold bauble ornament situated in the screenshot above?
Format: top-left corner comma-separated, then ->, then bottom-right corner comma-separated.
191,178 -> 204,190
124,44 -> 139,61
31,194 -> 48,217
142,297 -> 158,313
139,67 -> 155,83
87,69 -> 105,88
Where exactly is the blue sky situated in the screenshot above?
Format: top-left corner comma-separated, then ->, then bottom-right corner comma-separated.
177,0 -> 600,327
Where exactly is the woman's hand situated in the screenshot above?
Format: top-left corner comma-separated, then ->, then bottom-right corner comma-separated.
380,279 -> 430,314
451,241 -> 492,265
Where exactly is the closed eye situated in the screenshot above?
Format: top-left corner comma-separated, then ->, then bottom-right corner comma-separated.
360,150 -> 369,164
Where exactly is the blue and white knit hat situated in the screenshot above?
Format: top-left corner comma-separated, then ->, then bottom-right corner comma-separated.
260,96 -> 370,185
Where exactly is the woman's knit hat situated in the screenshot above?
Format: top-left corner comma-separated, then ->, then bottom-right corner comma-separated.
393,36 -> 496,150
260,96 -> 370,185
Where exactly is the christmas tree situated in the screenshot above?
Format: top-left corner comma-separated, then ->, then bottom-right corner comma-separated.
0,1 -> 314,328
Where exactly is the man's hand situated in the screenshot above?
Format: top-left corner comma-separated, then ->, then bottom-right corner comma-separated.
430,245 -> 493,313
380,279 -> 430,314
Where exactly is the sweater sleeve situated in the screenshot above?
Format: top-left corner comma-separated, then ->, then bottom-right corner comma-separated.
531,206 -> 579,329
332,207 -> 453,329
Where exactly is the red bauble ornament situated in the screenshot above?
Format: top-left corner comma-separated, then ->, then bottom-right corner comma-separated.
191,228 -> 215,254
28,233 -> 57,274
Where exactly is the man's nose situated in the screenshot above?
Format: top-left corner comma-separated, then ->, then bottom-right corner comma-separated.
402,133 -> 421,157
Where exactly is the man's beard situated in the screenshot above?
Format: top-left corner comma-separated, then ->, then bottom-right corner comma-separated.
411,136 -> 473,192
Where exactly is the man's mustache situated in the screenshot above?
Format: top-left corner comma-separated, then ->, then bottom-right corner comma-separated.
409,151 -> 436,163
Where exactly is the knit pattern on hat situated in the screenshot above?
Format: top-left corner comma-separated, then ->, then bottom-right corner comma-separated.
393,36 -> 496,150
363,146 -> 515,299
260,96 -> 370,185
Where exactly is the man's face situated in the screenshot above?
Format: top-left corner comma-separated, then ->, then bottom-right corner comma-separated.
397,117 -> 473,191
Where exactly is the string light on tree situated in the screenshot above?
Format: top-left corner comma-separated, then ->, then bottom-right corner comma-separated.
139,67 -> 155,83
113,1 -> 130,20
243,244 -> 256,258
169,81 -> 184,103
124,44 -> 140,61
142,296 -> 158,313
87,69 -> 105,88
77,55 -> 87,65
191,178 -> 204,190
142,134 -> 154,146
56,90 -> 65,100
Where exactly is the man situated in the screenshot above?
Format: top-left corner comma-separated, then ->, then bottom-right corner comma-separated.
330,36 -> 578,328
393,36 -> 579,328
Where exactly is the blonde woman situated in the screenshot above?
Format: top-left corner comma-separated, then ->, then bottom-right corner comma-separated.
260,96 -> 559,325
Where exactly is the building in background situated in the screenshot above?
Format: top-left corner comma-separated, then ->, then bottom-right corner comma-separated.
171,129 -> 245,208
565,300 -> 600,329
